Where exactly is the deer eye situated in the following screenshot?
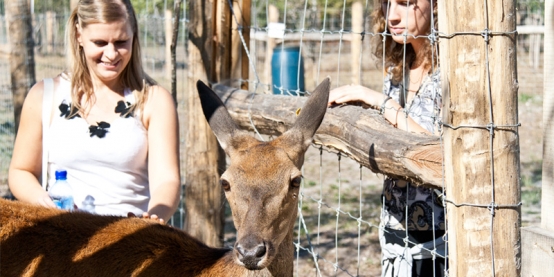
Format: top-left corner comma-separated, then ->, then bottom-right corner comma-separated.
220,179 -> 231,191
290,176 -> 302,188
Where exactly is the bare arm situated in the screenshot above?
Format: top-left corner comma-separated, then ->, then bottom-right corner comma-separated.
142,85 -> 181,222
328,84 -> 430,134
8,80 -> 56,208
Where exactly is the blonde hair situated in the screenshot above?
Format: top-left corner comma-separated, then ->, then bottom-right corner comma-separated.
370,0 -> 439,83
65,0 -> 155,118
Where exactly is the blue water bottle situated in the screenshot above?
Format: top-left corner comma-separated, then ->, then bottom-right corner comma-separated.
48,170 -> 74,211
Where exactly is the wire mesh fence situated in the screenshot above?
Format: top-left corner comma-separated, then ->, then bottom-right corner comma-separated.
0,0 -> 544,276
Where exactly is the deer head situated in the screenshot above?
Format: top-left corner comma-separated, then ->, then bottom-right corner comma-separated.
196,78 -> 330,271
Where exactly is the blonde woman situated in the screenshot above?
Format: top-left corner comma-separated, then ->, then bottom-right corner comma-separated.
329,0 -> 445,276
9,0 -> 180,223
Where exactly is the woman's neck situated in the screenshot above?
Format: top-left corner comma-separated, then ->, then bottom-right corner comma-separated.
408,39 -> 430,70
90,76 -> 125,97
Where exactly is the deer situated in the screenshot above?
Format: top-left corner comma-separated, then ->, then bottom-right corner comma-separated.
0,77 -> 331,277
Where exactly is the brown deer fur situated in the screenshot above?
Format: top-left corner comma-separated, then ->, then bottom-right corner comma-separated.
0,78 -> 330,277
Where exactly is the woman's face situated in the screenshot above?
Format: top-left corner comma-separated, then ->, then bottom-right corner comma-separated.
77,20 -> 133,85
381,0 -> 433,46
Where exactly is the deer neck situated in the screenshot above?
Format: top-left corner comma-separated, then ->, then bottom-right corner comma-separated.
265,230 -> 295,276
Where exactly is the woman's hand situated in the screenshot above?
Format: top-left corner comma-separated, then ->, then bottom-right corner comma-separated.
328,84 -> 386,108
37,194 -> 57,208
329,85 -> 431,134
127,212 -> 165,224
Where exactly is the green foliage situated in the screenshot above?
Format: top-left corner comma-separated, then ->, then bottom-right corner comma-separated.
251,0 -> 373,29
131,0 -> 177,15
521,159 -> 542,206
522,0 -> 544,14
518,93 -> 534,103
31,0 -> 71,14
517,0 -> 545,23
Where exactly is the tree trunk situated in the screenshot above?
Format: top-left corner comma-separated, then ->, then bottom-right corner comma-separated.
184,0 -> 227,247
7,0 -> 36,135
212,84 -> 443,189
542,0 -> 554,232
350,1 -> 363,85
170,0 -> 183,102
439,0 -> 520,276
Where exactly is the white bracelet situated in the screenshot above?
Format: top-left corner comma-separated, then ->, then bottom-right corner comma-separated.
380,96 -> 392,115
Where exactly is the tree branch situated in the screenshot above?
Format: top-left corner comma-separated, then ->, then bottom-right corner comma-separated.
212,84 -> 443,189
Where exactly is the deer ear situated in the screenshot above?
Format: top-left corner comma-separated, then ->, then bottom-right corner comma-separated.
196,80 -> 241,151
282,77 -> 330,150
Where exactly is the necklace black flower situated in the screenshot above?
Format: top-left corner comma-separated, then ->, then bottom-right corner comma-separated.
59,101 -> 81,119
88,121 -> 110,138
115,100 -> 133,118
59,100 -> 134,138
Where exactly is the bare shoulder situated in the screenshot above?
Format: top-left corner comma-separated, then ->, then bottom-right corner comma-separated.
142,85 -> 177,127
24,79 -> 46,107
145,84 -> 175,109
27,75 -> 65,104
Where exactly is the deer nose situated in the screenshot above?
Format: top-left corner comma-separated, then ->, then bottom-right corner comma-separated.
235,242 -> 267,269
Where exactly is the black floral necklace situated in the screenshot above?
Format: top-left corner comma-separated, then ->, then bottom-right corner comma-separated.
59,100 -> 134,138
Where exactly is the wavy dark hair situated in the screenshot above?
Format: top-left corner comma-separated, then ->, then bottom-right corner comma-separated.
370,0 -> 439,83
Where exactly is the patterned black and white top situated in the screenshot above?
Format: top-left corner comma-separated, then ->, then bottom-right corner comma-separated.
46,78 -> 149,217
381,69 -> 444,231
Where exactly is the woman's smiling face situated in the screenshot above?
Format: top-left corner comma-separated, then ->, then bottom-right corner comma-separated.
77,19 -> 134,85
381,0 -> 433,46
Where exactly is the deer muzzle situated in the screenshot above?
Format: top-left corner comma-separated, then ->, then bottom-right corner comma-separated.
234,238 -> 269,270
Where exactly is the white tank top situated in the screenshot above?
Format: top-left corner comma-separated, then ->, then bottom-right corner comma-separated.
46,78 -> 149,217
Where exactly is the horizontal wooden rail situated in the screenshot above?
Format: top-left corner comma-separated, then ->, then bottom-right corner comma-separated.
212,84 -> 443,189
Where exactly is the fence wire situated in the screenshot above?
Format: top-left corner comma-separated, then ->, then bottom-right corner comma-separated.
0,0 -> 543,276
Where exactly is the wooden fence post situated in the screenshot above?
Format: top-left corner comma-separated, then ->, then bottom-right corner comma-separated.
265,5 -> 279,87
541,0 -> 554,234
170,0 -> 183,103
230,0 -> 251,90
240,1 -> 251,90
184,0 -> 227,248
439,0 -> 520,276
521,3 -> 554,276
7,0 -> 36,135
351,1 -> 363,85
165,9 -> 173,80
46,11 -> 55,54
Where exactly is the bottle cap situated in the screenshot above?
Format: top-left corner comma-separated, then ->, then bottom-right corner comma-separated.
55,170 -> 67,180
82,195 -> 95,205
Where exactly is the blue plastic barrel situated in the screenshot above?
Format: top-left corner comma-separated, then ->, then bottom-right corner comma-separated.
271,46 -> 305,95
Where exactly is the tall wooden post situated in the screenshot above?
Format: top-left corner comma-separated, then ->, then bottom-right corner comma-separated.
240,1 -> 251,90
165,10 -> 173,81
520,2 -> 554,276
231,0 -> 251,90
7,0 -> 36,135
46,11 -> 55,54
170,0 -> 183,102
439,0 -> 520,276
231,0 -> 243,86
184,0 -> 231,247
265,5 -> 279,87
541,0 -> 554,234
350,1 -> 363,85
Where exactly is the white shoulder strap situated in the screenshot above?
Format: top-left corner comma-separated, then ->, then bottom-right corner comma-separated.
42,78 -> 54,190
